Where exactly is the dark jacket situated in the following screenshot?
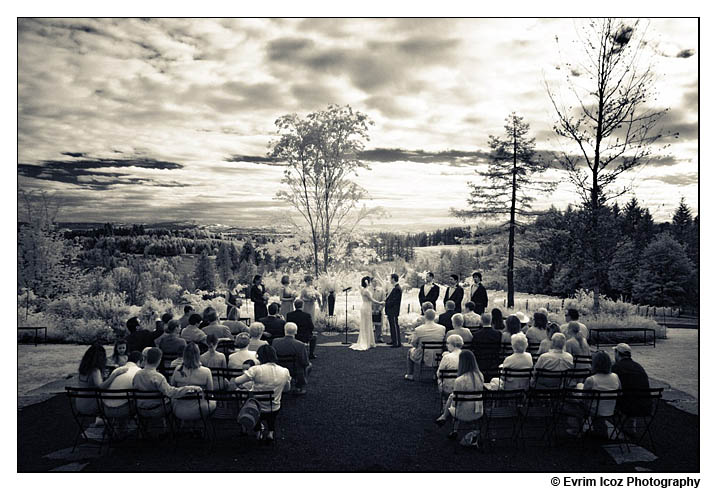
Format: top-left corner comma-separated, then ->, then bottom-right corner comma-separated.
443,285 -> 464,309
286,309 -> 315,344
418,284 -> 440,311
612,358 -> 651,416
470,283 -> 489,313
251,284 -> 268,320
127,326 -> 163,354
384,284 -> 403,317
273,335 -> 310,369
260,315 -> 286,340
471,327 -> 502,376
438,310 -> 457,332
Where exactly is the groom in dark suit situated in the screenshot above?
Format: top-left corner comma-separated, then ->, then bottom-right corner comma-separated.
418,272 -> 440,313
443,274 -> 464,310
384,274 -> 403,348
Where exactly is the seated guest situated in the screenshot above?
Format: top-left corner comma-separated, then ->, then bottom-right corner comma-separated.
154,312 -> 175,347
437,334 -> 464,395
287,299 -> 317,360
435,350 -> 484,441
491,308 -> 504,331
472,312 -> 502,377
158,320 -> 187,358
178,305 -> 194,329
561,308 -> 589,339
533,333 -> 573,388
126,316 -> 163,354
565,321 -> 591,368
181,313 -> 207,345
514,311 -> 530,333
438,300 -> 457,332
248,322 -> 269,351
225,307 -> 249,335
404,309 -> 446,381
103,351 -> 143,425
445,313 -> 473,344
462,302 -> 482,328
133,347 -> 202,419
171,342 -> 215,421
228,332 -> 260,369
526,312 -> 549,345
502,314 -> 522,344
231,345 -> 292,443
202,308 -> 233,341
612,343 -> 651,420
485,332 -> 533,390
272,322 -> 311,395
421,302 -> 434,320
538,322 -> 562,355
75,343 -> 131,415
109,338 -> 128,367
568,351 -> 621,437
200,334 -> 227,370
260,302 -> 286,341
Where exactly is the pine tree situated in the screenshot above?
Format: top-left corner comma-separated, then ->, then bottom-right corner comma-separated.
633,233 -> 695,307
215,243 -> 233,284
671,197 -> 693,243
194,251 -> 217,291
608,240 -> 639,300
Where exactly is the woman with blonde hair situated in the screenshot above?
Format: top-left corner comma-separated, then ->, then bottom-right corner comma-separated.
170,342 -> 216,422
538,322 -> 562,355
247,322 -> 269,351
279,275 -> 296,318
300,275 -> 321,322
565,321 -> 591,366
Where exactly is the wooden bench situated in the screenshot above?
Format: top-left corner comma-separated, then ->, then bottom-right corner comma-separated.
589,327 -> 655,349
18,326 -> 47,346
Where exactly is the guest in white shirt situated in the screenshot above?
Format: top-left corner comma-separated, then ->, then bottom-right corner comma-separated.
485,333 -> 533,390
533,333 -> 574,388
445,313 -> 473,344
437,334 -> 464,395
405,309 -> 446,381
228,332 -> 260,369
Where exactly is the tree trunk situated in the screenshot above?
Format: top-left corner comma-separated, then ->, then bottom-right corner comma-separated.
507,122 -> 517,308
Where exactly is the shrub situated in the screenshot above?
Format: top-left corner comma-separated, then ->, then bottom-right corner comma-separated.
583,314 -> 666,343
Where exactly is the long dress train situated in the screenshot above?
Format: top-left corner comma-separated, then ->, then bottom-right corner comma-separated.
350,287 -> 377,351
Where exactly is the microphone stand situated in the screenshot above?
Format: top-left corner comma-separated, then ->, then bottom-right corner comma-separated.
342,287 -> 352,345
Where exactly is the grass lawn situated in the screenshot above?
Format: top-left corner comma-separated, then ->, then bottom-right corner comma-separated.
18,335 -> 698,472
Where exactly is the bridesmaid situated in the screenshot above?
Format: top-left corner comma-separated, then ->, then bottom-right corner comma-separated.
279,275 -> 296,318
250,275 -> 269,321
225,278 -> 241,319
300,275 -> 321,323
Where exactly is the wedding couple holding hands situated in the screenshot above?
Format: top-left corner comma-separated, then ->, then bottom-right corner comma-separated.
349,274 -> 403,351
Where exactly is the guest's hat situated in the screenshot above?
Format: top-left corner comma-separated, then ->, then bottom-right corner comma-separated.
614,343 -> 632,355
514,311 -> 530,324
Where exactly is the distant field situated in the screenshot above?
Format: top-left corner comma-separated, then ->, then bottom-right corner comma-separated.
413,244 -> 484,262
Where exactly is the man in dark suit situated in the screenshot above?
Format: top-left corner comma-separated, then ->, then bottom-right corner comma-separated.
273,323 -> 311,394
469,271 -> 489,314
384,273 -> 403,347
286,298 -> 317,359
437,300 -> 457,332
418,272 -> 440,313
259,302 -> 286,342
471,312 -> 502,378
126,317 -> 164,354
443,274 -> 464,310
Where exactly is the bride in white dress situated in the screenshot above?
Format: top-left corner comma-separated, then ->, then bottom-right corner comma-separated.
350,276 -> 384,351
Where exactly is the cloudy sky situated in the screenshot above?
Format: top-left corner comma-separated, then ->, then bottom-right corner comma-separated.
17,18 -> 698,230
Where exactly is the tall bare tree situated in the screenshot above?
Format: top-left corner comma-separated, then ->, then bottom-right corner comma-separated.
452,113 -> 554,307
546,19 -> 671,310
270,104 -> 376,276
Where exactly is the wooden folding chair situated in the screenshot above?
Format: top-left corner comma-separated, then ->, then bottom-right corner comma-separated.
437,369 -> 458,413
471,342 -> 502,378
563,368 -> 592,388
560,388 -> 622,449
95,388 -> 136,449
216,339 -> 236,362
482,389 -> 526,447
615,387 -> 663,452
159,356 -> 179,379
450,390 -> 486,450
130,390 -> 174,440
518,387 -> 565,446
498,368 -> 533,391
418,341 -> 445,380
209,367 -> 245,391
203,389 -> 249,449
65,387 -> 101,452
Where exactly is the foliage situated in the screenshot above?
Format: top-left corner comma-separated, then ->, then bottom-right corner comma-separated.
194,251 -> 217,291
270,104 -> 378,275
633,233 -> 695,307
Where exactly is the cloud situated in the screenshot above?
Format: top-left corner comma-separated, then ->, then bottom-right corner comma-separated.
644,172 -> 698,187
17,157 -> 185,190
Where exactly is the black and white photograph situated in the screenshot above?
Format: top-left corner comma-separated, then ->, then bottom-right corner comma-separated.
15,14 -> 701,477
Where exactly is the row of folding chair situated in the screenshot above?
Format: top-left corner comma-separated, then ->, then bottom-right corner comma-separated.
65,386 -> 275,452
434,384 -> 663,451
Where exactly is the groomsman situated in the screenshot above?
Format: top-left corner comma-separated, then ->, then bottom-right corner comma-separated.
470,271 -> 489,314
384,274 -> 403,348
443,274 -> 464,310
418,272 -> 440,313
